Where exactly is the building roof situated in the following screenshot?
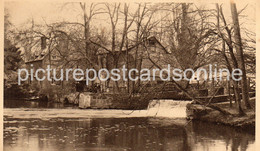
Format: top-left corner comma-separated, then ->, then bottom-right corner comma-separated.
25,48 -> 48,64
146,36 -> 170,54
96,36 -> 170,55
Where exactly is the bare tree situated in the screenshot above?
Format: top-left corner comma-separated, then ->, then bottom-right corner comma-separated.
215,4 -> 245,115
230,1 -> 251,109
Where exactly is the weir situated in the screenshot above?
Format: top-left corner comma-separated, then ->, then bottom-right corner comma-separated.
146,100 -> 191,118
78,93 -> 191,118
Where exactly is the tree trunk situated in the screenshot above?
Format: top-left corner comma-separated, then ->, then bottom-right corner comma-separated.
227,79 -> 232,107
220,40 -> 244,115
230,1 -> 251,109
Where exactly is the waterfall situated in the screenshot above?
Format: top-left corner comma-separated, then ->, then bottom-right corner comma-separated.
147,100 -> 191,118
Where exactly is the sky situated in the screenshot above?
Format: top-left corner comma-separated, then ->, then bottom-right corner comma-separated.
5,2 -> 80,28
5,1 -> 256,31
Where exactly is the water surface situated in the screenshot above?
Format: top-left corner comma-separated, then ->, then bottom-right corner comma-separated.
4,100 -> 255,151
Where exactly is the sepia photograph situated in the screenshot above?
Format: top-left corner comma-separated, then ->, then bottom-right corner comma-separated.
3,0 -> 256,150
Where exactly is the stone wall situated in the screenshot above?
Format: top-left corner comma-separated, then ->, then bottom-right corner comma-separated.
79,93 -> 113,109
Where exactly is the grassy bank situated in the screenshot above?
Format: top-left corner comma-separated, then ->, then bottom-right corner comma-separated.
186,99 -> 255,132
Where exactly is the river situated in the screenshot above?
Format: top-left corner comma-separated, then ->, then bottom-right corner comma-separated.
4,99 -> 255,151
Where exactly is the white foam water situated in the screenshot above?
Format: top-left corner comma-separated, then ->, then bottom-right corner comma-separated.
147,100 -> 191,118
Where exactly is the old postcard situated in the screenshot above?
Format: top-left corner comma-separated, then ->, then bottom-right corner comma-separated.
2,0 -> 258,150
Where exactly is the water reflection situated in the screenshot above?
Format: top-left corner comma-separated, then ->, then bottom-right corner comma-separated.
4,117 -> 255,151
188,121 -> 255,151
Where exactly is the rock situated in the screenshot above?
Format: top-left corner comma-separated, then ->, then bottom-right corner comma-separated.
186,103 -> 213,120
65,92 -> 80,104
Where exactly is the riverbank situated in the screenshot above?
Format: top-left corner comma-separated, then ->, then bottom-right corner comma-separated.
186,100 -> 255,132
4,98 -> 256,131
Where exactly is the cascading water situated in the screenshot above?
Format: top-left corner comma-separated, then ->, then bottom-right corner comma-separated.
146,100 -> 191,118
